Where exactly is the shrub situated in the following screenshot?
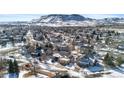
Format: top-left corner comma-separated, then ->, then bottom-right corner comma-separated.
116,56 -> 124,66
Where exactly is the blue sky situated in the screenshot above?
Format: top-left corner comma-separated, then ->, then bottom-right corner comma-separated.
83,14 -> 124,19
0,14 -> 41,22
0,14 -> 124,22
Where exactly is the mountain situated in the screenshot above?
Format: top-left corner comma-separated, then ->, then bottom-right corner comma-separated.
31,14 -> 124,26
96,17 -> 124,25
32,14 -> 92,23
31,14 -> 97,26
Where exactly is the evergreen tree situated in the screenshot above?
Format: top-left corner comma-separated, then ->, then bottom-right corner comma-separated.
13,60 -> 19,77
96,35 -> 100,41
100,33 -> 102,37
103,53 -> 109,61
10,36 -> 15,46
8,60 -> 14,74
103,53 -> 115,67
105,38 -> 110,45
91,34 -> 94,39
92,31 -> 96,35
8,60 -> 20,78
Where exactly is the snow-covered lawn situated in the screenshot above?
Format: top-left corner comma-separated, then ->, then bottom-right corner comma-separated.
19,71 -> 30,78
102,66 -> 124,78
103,70 -> 124,78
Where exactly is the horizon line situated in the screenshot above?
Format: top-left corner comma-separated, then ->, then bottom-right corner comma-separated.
0,14 -> 124,22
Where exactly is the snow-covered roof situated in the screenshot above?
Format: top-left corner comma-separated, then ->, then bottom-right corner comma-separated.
53,53 -> 62,57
